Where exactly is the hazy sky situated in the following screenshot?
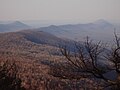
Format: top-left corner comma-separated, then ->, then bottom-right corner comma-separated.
0,0 -> 120,22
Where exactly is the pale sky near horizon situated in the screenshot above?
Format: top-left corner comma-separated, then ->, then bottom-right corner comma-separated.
0,0 -> 120,22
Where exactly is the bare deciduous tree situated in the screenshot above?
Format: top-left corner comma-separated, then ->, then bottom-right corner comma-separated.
60,33 -> 120,89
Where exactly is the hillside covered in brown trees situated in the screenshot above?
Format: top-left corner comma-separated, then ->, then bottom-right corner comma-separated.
0,30 -> 107,90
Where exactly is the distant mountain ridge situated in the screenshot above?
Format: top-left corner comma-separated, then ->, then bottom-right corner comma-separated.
37,19 -> 117,42
0,21 -> 31,32
0,19 -> 119,42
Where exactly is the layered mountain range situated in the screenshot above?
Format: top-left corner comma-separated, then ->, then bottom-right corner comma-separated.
37,19 -> 119,42
0,19 -> 119,42
0,20 -> 119,89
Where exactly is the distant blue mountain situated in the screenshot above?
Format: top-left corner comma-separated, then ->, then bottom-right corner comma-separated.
0,21 -> 31,32
37,19 -> 118,42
